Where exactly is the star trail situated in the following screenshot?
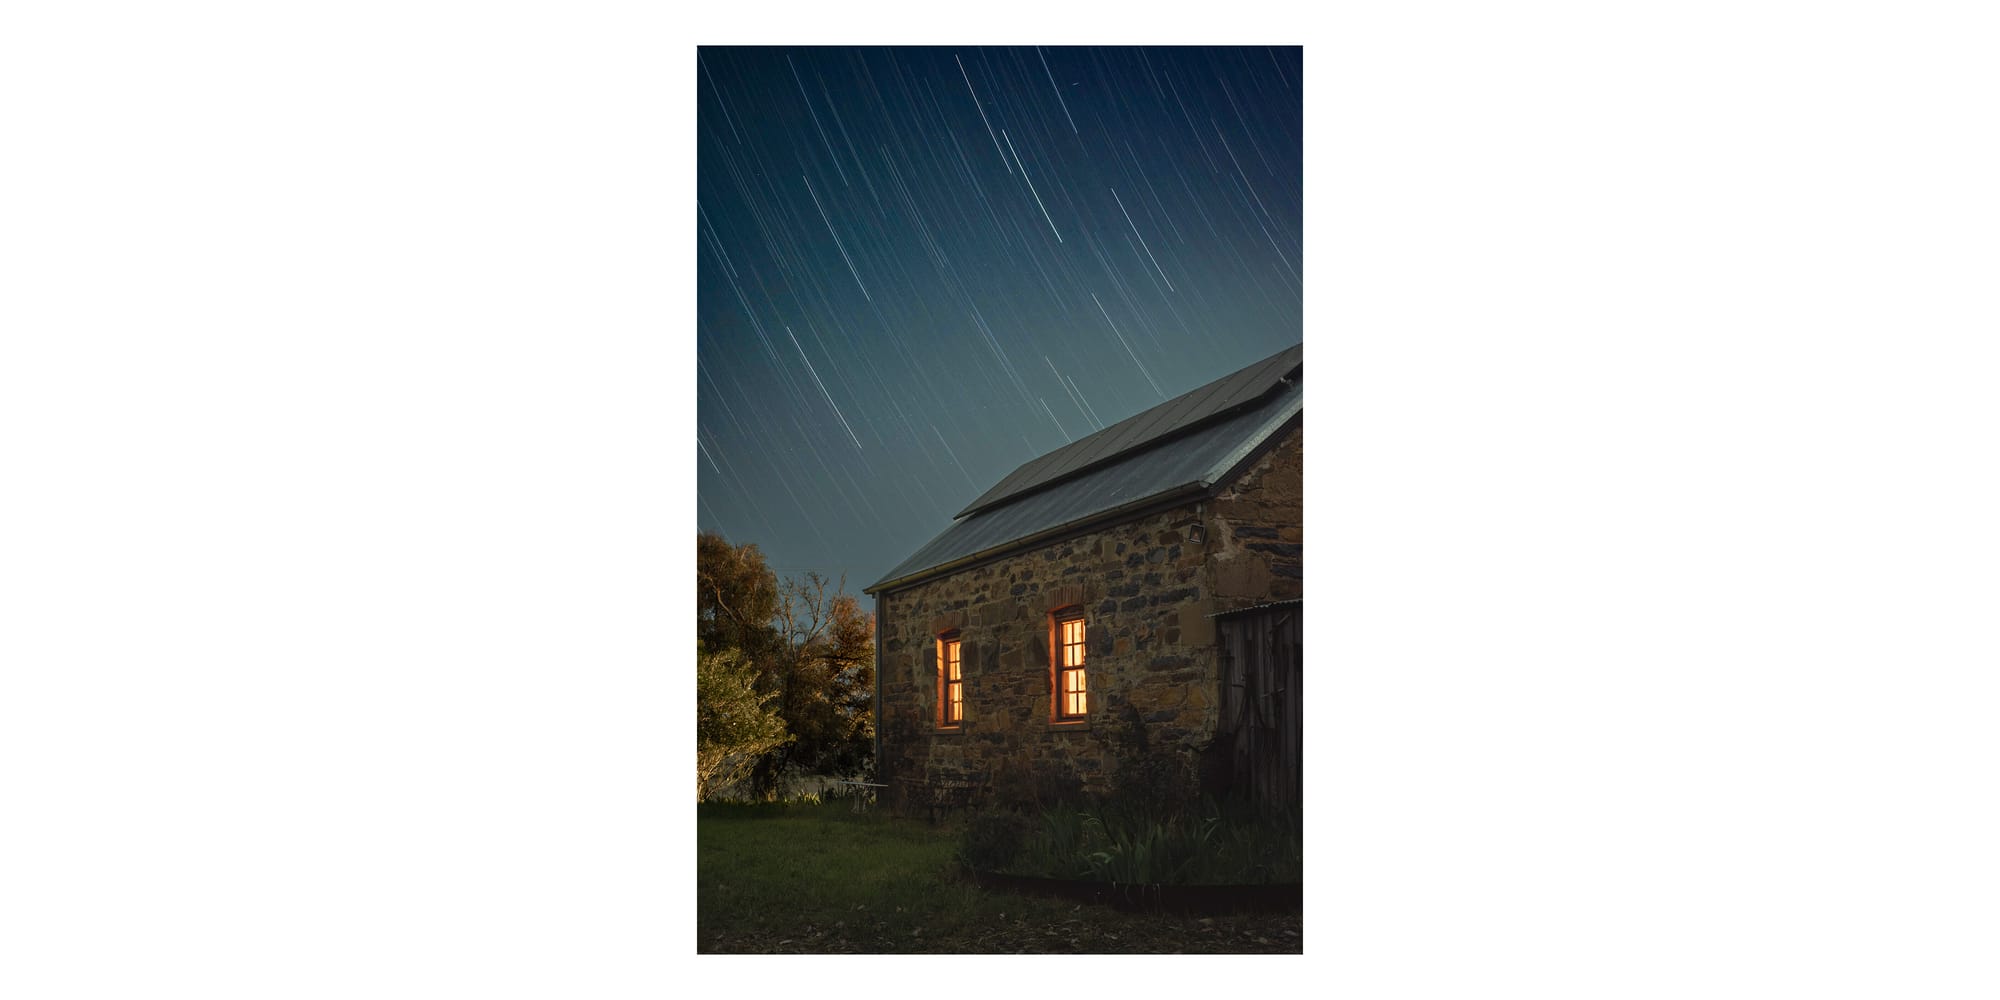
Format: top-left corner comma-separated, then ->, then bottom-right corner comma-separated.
696,46 -> 1303,587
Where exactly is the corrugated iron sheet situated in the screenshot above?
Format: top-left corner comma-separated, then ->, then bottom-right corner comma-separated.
1207,597 -> 1306,619
1217,602 -> 1303,815
868,373 -> 1301,593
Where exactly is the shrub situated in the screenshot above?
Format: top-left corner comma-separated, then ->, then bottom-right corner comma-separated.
696,642 -> 792,801
819,780 -> 878,817
969,796 -> 1302,885
958,810 -> 1036,872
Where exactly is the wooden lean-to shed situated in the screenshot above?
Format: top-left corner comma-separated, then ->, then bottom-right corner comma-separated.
865,343 -> 1305,816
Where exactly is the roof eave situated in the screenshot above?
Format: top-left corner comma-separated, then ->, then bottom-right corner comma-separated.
863,481 -> 1210,596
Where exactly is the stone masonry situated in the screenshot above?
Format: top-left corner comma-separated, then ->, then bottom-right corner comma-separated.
876,424 -> 1302,812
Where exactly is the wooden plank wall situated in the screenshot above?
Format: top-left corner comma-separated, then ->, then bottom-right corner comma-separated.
1216,605 -> 1302,814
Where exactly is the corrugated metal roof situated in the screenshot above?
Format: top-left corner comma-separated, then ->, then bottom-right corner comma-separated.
867,351 -> 1302,594
1206,598 -> 1305,619
955,343 -> 1303,518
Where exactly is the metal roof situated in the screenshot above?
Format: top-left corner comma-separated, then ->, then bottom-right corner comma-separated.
867,345 -> 1303,594
956,342 -> 1304,518
1206,598 -> 1305,619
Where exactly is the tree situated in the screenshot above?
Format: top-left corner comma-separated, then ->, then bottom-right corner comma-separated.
697,532 -> 779,659
761,572 -> 875,784
695,642 -> 791,801
695,533 -> 875,799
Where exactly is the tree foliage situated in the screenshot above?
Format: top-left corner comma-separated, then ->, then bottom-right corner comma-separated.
697,532 -> 779,658
763,572 -> 875,784
695,642 -> 791,801
696,531 -> 875,800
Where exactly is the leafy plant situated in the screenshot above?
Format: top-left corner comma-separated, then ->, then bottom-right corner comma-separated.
958,810 -> 1036,872
696,641 -> 793,801
967,796 -> 1301,885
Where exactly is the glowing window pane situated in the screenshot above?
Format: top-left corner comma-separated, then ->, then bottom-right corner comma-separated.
1054,612 -> 1088,719
942,638 -> 964,726
1061,619 -> 1085,668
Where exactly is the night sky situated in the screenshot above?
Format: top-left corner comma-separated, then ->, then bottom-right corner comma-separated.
696,46 -> 1303,589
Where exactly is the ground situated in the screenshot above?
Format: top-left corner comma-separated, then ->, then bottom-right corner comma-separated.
696,801 -> 1303,954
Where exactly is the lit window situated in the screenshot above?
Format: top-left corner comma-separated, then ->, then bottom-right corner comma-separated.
938,633 -> 963,729
1054,609 -> 1087,720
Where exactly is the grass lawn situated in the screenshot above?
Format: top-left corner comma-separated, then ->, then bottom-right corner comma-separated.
696,801 -> 1302,954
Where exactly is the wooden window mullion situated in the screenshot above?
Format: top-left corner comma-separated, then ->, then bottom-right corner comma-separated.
1053,610 -> 1087,721
938,633 -> 963,730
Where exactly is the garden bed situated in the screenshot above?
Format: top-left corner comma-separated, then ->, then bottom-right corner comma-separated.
964,867 -> 1303,914
956,798 -> 1304,913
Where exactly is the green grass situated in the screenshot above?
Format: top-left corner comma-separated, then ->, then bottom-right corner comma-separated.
696,801 -> 1302,953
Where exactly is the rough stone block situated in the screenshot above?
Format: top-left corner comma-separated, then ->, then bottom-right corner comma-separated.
1181,599 -> 1216,646
1211,555 -> 1272,598
1245,541 -> 1303,558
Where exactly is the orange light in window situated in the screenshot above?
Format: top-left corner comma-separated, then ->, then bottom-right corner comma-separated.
946,639 -> 963,723
1058,616 -> 1086,718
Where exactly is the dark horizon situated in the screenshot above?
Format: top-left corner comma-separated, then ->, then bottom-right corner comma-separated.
697,46 -> 1303,589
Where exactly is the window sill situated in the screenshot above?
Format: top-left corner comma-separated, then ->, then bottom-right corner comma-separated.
934,725 -> 965,735
1046,718 -> 1091,732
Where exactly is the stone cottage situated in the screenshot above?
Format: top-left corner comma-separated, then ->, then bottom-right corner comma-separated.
864,343 -> 1303,815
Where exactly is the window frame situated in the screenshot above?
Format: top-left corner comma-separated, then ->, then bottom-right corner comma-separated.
936,630 -> 964,731
1049,607 -> 1089,724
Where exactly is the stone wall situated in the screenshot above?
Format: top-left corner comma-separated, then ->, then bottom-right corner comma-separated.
875,423 -> 1302,813
1207,422 -> 1304,605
